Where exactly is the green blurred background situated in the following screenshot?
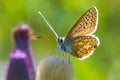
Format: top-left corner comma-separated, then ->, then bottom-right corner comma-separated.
0,0 -> 120,80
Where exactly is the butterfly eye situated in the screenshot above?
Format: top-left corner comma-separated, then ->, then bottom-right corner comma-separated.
60,38 -> 63,43
58,37 -> 64,44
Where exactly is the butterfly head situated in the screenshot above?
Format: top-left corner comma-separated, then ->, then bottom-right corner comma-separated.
57,37 -> 64,46
57,37 -> 65,51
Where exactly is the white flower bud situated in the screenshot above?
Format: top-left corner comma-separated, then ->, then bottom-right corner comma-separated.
36,55 -> 74,80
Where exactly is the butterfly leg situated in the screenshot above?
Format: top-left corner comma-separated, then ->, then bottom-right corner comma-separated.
61,53 -> 71,64
49,47 -> 58,56
61,53 -> 65,64
68,54 -> 71,64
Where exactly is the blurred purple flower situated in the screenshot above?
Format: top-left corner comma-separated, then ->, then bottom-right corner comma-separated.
6,24 -> 35,80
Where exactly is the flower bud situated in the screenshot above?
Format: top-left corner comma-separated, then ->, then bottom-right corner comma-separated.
36,55 -> 74,80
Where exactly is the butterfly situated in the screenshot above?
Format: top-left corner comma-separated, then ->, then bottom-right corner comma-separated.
38,6 -> 100,60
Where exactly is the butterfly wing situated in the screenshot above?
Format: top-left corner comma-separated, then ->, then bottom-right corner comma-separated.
66,6 -> 98,39
68,35 -> 99,60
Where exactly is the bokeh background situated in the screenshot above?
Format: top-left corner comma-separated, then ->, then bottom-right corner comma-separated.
0,0 -> 120,80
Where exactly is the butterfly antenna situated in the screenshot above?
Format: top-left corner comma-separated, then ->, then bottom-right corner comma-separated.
38,11 -> 59,38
